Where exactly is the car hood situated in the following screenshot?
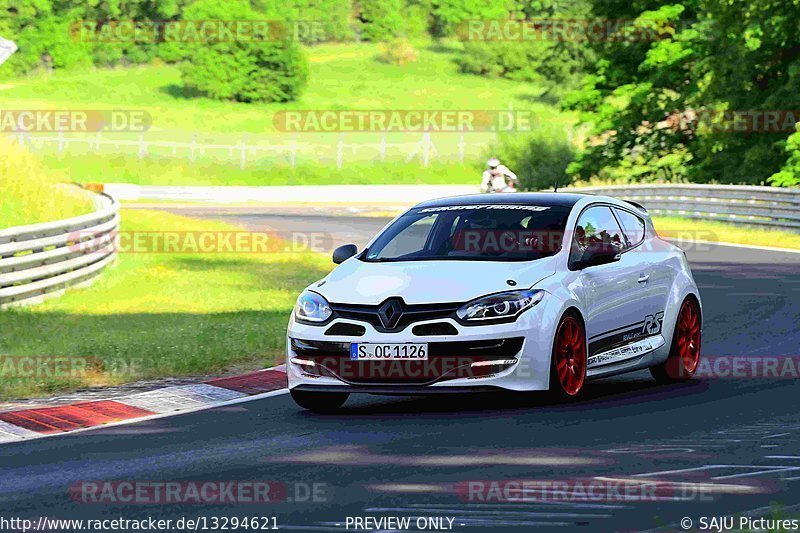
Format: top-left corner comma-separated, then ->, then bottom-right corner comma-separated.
314,256 -> 558,305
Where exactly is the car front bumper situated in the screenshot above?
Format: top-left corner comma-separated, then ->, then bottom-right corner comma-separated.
286,302 -> 556,393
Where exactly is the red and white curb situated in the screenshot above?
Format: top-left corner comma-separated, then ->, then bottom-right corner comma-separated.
0,366 -> 288,444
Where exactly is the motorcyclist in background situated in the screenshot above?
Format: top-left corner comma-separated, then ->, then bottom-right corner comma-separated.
480,157 -> 518,193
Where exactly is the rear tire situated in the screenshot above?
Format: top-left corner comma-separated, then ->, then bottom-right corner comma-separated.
290,390 -> 349,413
650,297 -> 702,383
548,312 -> 587,400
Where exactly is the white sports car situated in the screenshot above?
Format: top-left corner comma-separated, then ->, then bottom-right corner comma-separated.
286,193 -> 702,412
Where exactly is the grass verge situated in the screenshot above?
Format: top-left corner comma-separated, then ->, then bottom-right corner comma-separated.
654,216 -> 800,250
42,155 -> 478,186
0,139 -> 95,228
0,208 -> 330,400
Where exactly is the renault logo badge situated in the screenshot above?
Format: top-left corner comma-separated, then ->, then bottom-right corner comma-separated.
378,299 -> 403,329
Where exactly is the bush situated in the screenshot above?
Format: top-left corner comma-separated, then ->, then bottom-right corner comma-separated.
270,0 -> 356,42
4,17 -> 92,76
769,129 -> 800,188
377,38 -> 418,65
403,2 -> 432,38
357,0 -> 406,41
179,0 -> 308,103
429,0 -> 512,38
181,39 -> 308,103
486,128 -> 577,191
456,39 -> 590,93
456,41 -> 542,82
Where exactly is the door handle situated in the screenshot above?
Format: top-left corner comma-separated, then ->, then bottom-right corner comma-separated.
637,274 -> 650,284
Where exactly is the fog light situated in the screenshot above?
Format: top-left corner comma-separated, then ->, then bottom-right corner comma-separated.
470,359 -> 518,368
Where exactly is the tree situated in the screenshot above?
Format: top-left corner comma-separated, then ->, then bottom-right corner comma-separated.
565,0 -> 800,185
179,0 -> 308,103
769,128 -> 800,187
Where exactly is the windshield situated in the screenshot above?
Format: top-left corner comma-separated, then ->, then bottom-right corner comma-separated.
363,204 -> 571,262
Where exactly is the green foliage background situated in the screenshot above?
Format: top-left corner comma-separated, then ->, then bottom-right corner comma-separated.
1,0 -> 799,184
178,0 -> 308,102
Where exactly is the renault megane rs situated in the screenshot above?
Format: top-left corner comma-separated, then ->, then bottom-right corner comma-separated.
286,193 -> 702,412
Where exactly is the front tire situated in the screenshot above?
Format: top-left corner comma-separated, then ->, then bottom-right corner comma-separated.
650,297 -> 701,383
549,313 -> 587,399
290,389 -> 349,413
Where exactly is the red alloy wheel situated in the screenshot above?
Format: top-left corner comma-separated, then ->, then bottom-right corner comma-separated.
676,299 -> 701,375
554,316 -> 586,396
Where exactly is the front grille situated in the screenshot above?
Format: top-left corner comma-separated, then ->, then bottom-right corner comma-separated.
291,337 -> 523,384
329,299 -> 461,333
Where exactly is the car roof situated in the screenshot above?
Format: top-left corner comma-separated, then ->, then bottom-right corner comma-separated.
414,192 -> 589,209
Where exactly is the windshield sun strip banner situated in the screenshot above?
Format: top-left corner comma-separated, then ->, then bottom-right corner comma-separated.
417,205 -> 551,213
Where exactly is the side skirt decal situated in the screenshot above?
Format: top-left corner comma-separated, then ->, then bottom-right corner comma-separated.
587,334 -> 666,369
589,311 -> 665,355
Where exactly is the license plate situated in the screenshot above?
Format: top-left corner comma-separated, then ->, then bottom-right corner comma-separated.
350,343 -> 428,360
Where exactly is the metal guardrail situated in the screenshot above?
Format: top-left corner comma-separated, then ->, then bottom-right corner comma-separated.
0,192 -> 120,308
567,184 -> 800,231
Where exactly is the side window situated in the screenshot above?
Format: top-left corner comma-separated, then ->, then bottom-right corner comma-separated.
570,206 -> 624,265
614,208 -> 646,249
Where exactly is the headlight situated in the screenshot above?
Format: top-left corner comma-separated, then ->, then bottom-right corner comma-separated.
456,289 -> 544,323
294,290 -> 332,323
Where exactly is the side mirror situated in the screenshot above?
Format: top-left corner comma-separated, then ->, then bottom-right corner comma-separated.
332,244 -> 358,264
574,243 -> 621,270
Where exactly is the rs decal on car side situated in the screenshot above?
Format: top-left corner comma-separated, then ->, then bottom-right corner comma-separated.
643,312 -> 665,335
589,311 -> 667,357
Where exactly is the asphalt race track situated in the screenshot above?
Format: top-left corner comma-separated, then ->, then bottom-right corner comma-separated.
2,210 -> 800,532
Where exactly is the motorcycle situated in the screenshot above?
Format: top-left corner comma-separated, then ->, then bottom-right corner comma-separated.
489,182 -> 517,193
486,168 -> 518,193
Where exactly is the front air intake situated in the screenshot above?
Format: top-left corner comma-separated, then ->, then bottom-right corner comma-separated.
412,322 -> 458,336
324,323 -> 366,337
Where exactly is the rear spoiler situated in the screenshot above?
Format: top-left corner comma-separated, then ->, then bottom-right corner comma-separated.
624,200 -> 648,214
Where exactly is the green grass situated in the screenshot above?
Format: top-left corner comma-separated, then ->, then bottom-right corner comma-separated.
1,41 -> 573,186
654,216 -> 800,250
0,208 -> 330,399
0,42 -> 565,135
42,154 -> 478,186
0,138 -> 96,228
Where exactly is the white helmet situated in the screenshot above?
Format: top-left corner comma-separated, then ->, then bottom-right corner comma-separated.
487,157 -> 500,168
